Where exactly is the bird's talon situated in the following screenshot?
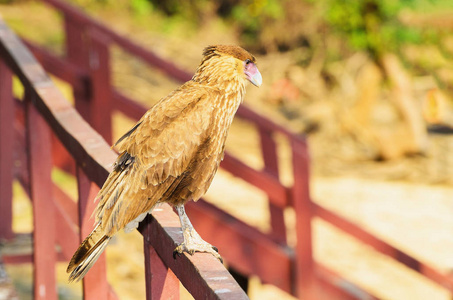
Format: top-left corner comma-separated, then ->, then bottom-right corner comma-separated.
173,249 -> 181,259
212,246 -> 219,252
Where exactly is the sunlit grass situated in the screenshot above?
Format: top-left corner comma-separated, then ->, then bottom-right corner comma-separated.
11,181 -> 32,233
2,1 -> 453,299
52,168 -> 78,200
0,1 -> 64,54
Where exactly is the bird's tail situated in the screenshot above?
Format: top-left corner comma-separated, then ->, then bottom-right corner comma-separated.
66,224 -> 111,282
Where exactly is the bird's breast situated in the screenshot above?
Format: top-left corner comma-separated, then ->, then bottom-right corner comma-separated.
210,91 -> 243,143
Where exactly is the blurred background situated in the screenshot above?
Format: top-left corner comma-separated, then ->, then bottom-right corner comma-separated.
1,0 -> 453,299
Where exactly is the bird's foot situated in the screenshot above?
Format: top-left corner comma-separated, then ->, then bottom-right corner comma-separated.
173,228 -> 223,263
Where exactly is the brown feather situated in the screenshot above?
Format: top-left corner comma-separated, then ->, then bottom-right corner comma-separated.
67,45 -> 258,280
67,224 -> 110,282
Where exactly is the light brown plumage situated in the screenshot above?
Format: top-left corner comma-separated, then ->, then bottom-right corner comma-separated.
67,45 -> 262,281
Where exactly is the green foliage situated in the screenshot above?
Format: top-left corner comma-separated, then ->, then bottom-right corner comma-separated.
146,0 -> 211,21
231,0 -> 284,31
230,0 -> 284,44
66,0 -> 453,56
143,0 -> 285,48
325,0 -> 422,58
130,0 -> 153,16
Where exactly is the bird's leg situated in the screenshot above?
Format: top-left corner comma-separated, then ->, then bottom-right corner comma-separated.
173,204 -> 223,263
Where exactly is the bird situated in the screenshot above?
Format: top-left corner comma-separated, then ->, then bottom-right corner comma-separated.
66,45 -> 262,282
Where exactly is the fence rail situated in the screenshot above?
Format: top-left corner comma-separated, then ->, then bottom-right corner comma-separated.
0,16 -> 247,300
1,0 -> 453,299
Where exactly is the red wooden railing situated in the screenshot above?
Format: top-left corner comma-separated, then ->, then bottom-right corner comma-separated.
1,0 -> 453,299
0,16 -> 247,300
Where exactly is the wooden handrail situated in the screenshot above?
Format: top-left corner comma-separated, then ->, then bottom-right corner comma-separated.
0,15 -> 248,300
112,90 -> 290,207
42,0 -> 306,142
3,0 -> 452,298
43,0 -> 191,82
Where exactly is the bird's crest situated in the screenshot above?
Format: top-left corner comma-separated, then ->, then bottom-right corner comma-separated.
202,45 -> 256,63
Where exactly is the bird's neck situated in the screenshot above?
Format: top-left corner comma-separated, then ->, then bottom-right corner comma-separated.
192,57 -> 247,138
209,83 -> 245,155
192,57 -> 246,94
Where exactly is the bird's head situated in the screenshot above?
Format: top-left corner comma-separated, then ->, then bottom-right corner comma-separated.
193,45 -> 262,88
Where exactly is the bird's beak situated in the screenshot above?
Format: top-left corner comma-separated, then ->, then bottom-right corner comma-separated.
245,62 -> 262,87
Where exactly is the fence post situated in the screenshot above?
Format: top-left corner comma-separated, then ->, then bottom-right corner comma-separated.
259,128 -> 287,244
0,59 -> 14,241
64,14 -> 91,118
25,89 -> 57,300
291,138 -> 316,299
64,14 -> 113,144
76,167 -> 110,300
143,218 -> 180,300
86,29 -> 113,144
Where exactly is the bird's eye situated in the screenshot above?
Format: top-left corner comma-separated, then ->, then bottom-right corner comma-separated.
245,59 -> 251,65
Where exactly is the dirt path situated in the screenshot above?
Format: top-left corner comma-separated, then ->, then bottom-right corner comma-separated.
312,176 -> 453,300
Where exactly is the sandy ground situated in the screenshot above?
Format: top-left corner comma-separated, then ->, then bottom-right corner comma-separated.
202,167 -> 453,300
3,121 -> 453,300
3,85 -> 453,300
1,2 -> 452,299
6,177 -> 453,300
311,177 -> 453,300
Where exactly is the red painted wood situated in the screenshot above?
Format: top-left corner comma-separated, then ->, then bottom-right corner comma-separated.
113,90 -> 149,121
76,167 -> 110,300
12,99 -> 32,198
113,91 -> 292,210
114,91 -> 290,207
64,13 -> 92,121
25,91 -> 57,300
109,288 -> 119,300
3,254 -> 33,264
185,200 -> 292,293
11,116 -> 30,192
52,134 -> 76,174
3,252 -> 66,264
0,16 -> 250,300
143,238 -> 180,299
0,20 -> 116,187
236,105 -> 304,142
45,0 -> 192,83
313,202 -> 453,292
24,39 -> 88,88
8,3 -> 453,298
87,29 -> 113,144
259,127 -> 287,244
64,15 -> 114,144
221,152 -> 288,207
138,208 -> 249,300
0,59 -> 14,241
54,203 -> 79,261
53,184 -> 78,224
53,185 -> 79,260
291,138 -> 316,299
315,265 -> 377,300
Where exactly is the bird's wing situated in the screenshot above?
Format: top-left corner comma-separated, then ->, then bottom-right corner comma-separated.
95,84 -> 218,233
117,84 -> 217,186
